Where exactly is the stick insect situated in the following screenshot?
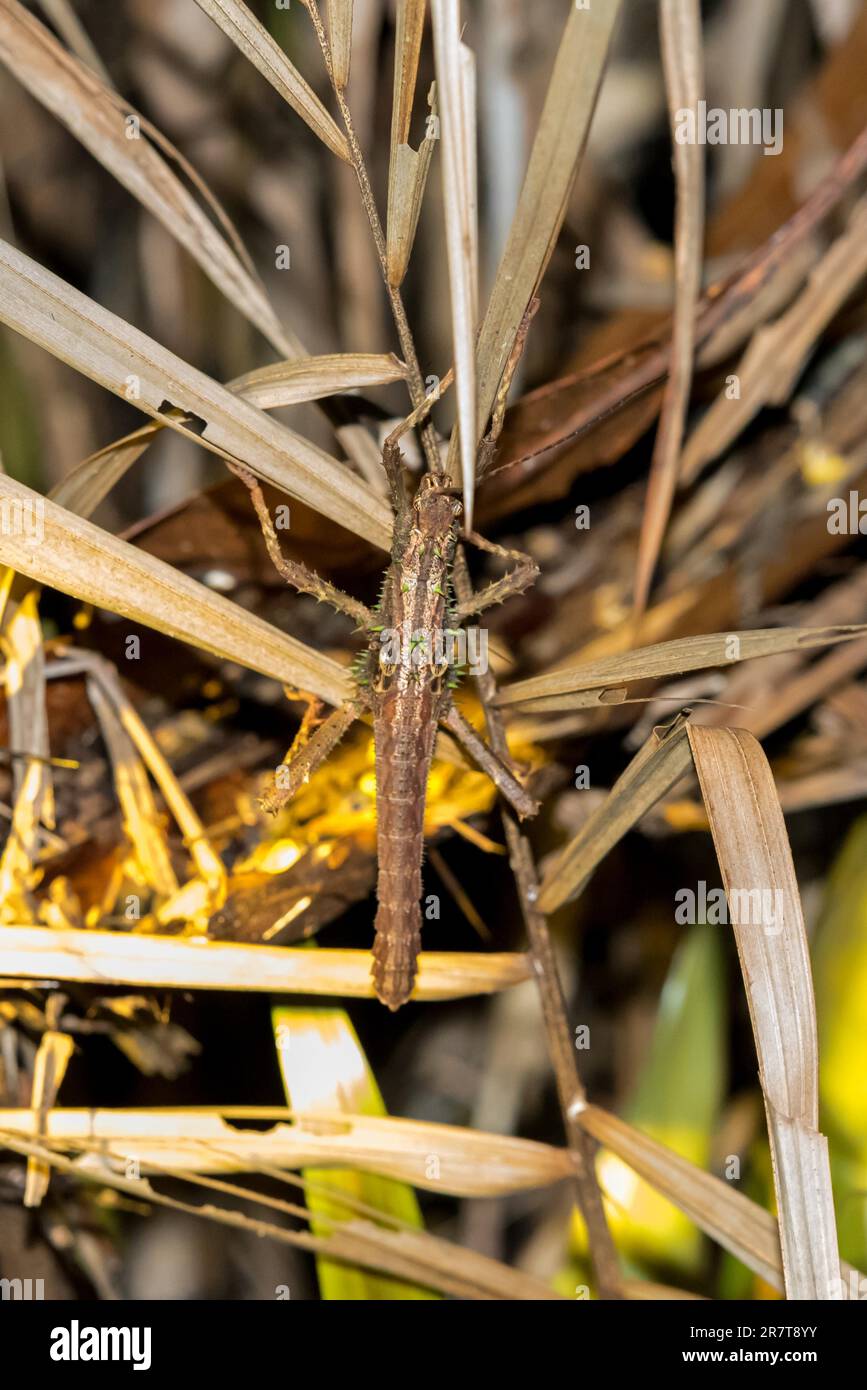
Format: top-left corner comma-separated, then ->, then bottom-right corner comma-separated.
231,369 -> 540,1009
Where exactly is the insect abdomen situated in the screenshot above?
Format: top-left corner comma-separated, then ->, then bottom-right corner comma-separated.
371,685 -> 437,1009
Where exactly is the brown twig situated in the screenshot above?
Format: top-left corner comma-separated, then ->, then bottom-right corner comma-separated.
451,547 -> 623,1299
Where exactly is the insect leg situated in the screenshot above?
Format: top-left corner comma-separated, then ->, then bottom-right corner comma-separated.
228,461 -> 374,627
452,530 -> 539,621
261,701 -> 362,815
440,701 -> 539,820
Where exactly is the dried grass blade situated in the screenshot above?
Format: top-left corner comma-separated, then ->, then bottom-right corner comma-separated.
496,625 -> 867,709
386,0 -> 429,285
389,0 -> 426,155
73,651 -> 227,893
35,0 -> 109,81
431,0 -> 477,522
193,0 -> 350,163
0,581 -> 51,813
580,1104 -> 862,1297
688,725 -> 842,1299
681,192 -> 867,483
0,0 -> 293,357
633,0 -> 704,613
49,425 -> 159,519
326,0 -> 353,90
227,352 -> 408,408
455,0 -> 621,461
23,1028 -> 74,1207
538,713 -> 693,912
85,677 -> 178,898
0,1132 -> 563,1299
386,101 -> 438,288
0,239 -> 393,550
0,1105 -> 574,1197
0,758 -> 43,925
0,476 -> 353,708
0,926 -> 531,998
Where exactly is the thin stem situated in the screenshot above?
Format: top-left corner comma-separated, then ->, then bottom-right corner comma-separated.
452,548 -> 624,1301
306,0 -> 442,475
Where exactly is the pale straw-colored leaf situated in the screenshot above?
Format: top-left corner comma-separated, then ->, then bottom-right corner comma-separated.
227,352 -> 408,408
633,0 -> 704,613
0,0 -> 295,358
326,0 -> 353,89
0,476 -> 354,708
449,0 -> 621,465
0,239 -> 393,550
496,625 -> 867,710
0,577 -> 49,925
681,192 -> 867,484
386,1 -> 431,286
580,1103 -> 862,1298
64,648 -> 227,894
0,578 -> 51,811
35,0 -> 109,81
23,1028 -> 74,1207
49,425 -> 158,519
389,0 -> 426,156
193,0 -> 350,163
538,713 -> 694,912
0,1104 -> 576,1197
386,106 -> 438,288
0,758 -> 42,925
688,725 -> 842,1299
0,1131 -> 563,1299
49,354 -> 403,520
0,925 -> 531,999
431,0 -> 478,526
85,678 -> 178,899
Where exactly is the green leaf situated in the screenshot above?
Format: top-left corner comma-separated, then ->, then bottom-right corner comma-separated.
272,1000 -> 437,1300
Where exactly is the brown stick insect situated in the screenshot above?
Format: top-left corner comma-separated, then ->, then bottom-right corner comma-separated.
230,351 -> 540,1009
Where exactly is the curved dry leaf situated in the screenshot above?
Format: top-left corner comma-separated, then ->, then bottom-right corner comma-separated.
0,1105 -> 574,1197
326,0 -> 353,90
0,1130 -> 563,1299
386,2 -> 432,286
688,725 -> 842,1300
0,475 -> 353,707
35,0 -> 109,81
451,0 -> 621,464
580,1103 -> 862,1298
0,239 -> 393,551
227,352 -> 408,408
0,0 -> 294,357
496,625 -> 867,709
681,193 -> 867,483
538,713 -> 694,912
86,678 -> 178,899
50,425 -> 160,519
193,0 -> 350,163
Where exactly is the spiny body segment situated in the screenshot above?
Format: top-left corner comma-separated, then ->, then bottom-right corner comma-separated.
365,474 -> 462,1009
